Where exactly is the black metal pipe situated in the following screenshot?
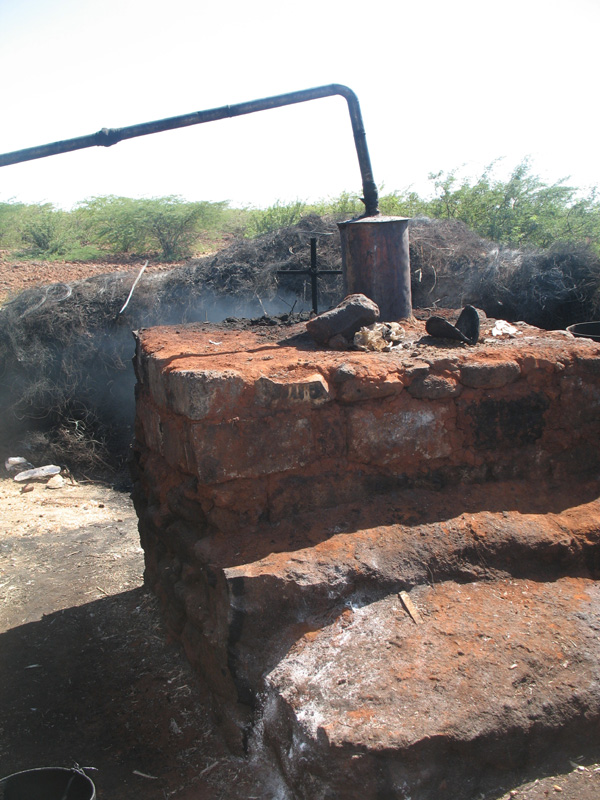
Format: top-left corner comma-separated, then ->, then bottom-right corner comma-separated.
0,84 -> 379,216
310,238 -> 318,315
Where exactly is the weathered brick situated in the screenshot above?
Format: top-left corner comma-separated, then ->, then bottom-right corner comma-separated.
404,361 -> 431,380
347,401 -> 453,464
166,368 -> 245,420
429,357 -> 460,374
330,363 -> 357,384
559,375 -> 600,424
137,397 -> 163,454
459,393 -> 549,450
147,357 -> 168,408
161,416 -> 196,473
407,374 -> 462,399
576,355 -> 600,375
520,356 -> 556,375
191,414 -> 314,482
329,361 -> 404,403
460,360 -> 521,388
336,375 -> 403,403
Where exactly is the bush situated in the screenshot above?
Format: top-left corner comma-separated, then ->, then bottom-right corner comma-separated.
136,196 -> 227,259
77,195 -> 229,260
76,196 -> 150,254
378,190 -> 426,218
245,200 -> 308,237
310,191 -> 365,219
17,204 -> 74,257
0,201 -> 25,249
424,160 -> 600,252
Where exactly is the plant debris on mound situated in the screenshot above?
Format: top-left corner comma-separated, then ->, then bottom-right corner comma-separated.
409,217 -> 600,327
1,213 -> 598,475
182,213 -> 343,308
0,216 -> 341,476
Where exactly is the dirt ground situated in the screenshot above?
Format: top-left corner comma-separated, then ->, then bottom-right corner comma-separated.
1,256 -> 600,798
0,254 -> 178,302
0,476 -> 289,799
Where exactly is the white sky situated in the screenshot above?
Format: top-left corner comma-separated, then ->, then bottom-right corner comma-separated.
0,0 -> 599,210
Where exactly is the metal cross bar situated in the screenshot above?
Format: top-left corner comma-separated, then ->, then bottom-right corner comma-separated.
277,237 -> 342,314
0,84 -> 380,216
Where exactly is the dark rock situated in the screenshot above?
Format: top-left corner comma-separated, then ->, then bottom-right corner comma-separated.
455,304 -> 481,344
425,305 -> 480,345
306,294 -> 379,345
425,315 -> 471,343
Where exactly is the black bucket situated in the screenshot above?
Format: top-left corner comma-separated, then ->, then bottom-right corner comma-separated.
0,767 -> 95,800
567,321 -> 600,342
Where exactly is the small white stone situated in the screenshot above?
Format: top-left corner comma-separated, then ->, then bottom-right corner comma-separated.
46,474 -> 65,489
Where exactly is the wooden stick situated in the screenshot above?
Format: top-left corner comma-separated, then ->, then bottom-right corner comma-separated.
119,260 -> 148,315
399,591 -> 423,625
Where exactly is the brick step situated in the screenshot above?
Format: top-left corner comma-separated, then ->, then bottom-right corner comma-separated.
164,479 -> 600,707
262,577 -> 600,800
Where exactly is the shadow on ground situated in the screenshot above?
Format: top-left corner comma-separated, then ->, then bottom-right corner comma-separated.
0,587 -> 285,799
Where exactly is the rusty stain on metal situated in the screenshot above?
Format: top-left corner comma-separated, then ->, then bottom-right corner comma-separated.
339,216 -> 412,321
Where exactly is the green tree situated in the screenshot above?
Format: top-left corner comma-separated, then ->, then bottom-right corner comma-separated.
136,196 -> 227,259
77,196 -> 149,254
310,191 -> 364,219
17,203 -> 73,256
421,159 -> 600,251
378,189 -> 428,218
0,201 -> 24,248
79,195 -> 228,259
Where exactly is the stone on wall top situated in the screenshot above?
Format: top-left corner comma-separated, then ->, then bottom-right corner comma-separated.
134,319 -> 600,415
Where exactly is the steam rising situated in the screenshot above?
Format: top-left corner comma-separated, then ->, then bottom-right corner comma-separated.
0,216 -> 344,473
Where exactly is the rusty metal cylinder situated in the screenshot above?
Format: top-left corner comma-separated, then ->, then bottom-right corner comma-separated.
337,215 -> 411,321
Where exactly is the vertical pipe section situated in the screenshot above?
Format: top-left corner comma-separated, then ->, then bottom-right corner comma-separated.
310,237 -> 318,314
338,216 -> 412,321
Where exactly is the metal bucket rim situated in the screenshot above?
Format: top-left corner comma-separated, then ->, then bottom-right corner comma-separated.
567,321 -> 600,341
0,766 -> 96,798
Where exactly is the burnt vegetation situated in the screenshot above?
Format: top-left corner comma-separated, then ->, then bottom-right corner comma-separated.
1,160 -> 600,476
